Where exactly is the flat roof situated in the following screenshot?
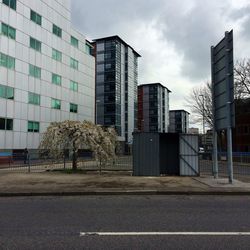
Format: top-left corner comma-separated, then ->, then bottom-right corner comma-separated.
93,35 -> 141,57
170,109 -> 190,115
138,83 -> 171,93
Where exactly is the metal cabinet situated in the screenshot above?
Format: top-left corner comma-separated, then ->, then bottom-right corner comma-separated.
133,132 -> 199,176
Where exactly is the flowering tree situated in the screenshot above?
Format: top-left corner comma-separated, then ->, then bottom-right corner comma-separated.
39,120 -> 117,170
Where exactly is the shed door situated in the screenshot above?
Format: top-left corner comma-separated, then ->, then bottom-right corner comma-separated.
179,134 -> 199,176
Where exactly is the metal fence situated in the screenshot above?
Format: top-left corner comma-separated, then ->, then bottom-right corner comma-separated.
199,152 -> 250,182
1,149 -> 250,182
0,149 -> 133,173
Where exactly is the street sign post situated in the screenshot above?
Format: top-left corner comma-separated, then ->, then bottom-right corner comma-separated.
211,30 -> 235,183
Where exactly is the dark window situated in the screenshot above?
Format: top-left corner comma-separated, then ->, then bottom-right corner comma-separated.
0,118 -> 13,130
6,119 -> 13,130
52,24 -> 62,37
3,0 -> 16,10
30,37 -> 41,52
28,121 -> 39,132
0,118 -> 5,130
30,10 -> 42,25
70,103 -> 78,113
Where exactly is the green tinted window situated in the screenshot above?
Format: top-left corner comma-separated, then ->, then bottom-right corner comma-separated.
2,0 -> 16,10
7,56 -> 15,69
6,86 -> 14,99
0,53 -> 15,70
0,85 -> 14,99
53,24 -> 62,38
29,64 -> 41,79
28,92 -> 40,105
28,121 -> 39,132
70,81 -> 78,92
70,58 -> 78,70
52,48 -> 62,62
1,23 -> 15,40
0,85 -> 4,98
30,10 -> 42,25
85,43 -> 92,55
51,98 -> 61,110
71,36 -> 78,48
70,103 -> 78,113
52,73 -> 62,85
1,23 -> 8,36
30,37 -> 41,52
8,26 -> 15,39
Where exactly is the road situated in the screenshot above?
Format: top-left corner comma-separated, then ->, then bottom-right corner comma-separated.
0,195 -> 250,249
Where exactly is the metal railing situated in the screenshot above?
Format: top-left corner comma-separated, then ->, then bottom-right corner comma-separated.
1,149 -> 249,182
0,150 -> 133,173
199,152 -> 250,182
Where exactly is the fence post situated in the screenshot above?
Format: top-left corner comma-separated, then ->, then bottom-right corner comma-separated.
63,153 -> 66,170
28,153 -> 30,173
99,160 -> 101,175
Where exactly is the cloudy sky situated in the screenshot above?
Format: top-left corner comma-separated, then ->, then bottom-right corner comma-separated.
71,0 -> 250,118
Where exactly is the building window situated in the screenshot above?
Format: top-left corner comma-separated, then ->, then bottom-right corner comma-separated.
1,23 -> 16,40
28,121 -> 39,132
70,58 -> 78,70
0,84 -> 14,100
85,43 -> 92,55
30,37 -> 41,52
52,73 -> 62,86
52,48 -> 62,62
70,103 -> 78,113
70,80 -> 78,92
30,10 -> 42,25
51,98 -> 61,110
0,117 -> 13,130
0,53 -> 15,70
29,64 -> 41,79
71,36 -> 78,48
2,0 -> 16,10
52,24 -> 62,38
28,92 -> 40,105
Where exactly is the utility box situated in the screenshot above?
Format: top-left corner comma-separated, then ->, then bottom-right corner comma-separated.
133,132 -> 199,176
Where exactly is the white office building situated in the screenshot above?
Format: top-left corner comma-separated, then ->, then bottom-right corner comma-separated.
0,0 -> 95,149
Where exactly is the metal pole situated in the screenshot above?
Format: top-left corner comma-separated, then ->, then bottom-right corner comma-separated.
28,153 -> 30,173
225,31 -> 234,184
227,121 -> 233,184
211,45 -> 218,179
213,130 -> 218,178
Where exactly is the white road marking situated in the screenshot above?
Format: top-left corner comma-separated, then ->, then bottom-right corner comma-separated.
80,232 -> 250,236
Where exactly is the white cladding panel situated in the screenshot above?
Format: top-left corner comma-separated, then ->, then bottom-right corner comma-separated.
0,0 -> 95,149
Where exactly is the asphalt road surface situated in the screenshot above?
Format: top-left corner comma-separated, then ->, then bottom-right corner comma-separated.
1,195 -> 250,250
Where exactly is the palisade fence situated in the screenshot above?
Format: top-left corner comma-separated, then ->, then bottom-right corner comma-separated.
0,149 -> 133,173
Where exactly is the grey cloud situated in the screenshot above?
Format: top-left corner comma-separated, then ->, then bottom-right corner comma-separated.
156,0 -> 233,80
71,0 -> 161,39
71,0 -> 250,83
241,14 -> 250,40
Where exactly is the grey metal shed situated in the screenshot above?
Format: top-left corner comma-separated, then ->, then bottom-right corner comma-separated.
133,132 -> 199,176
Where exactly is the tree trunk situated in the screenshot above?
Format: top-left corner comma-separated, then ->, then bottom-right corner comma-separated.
72,149 -> 78,171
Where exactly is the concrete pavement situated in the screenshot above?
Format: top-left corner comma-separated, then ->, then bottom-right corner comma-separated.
1,172 -> 250,196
